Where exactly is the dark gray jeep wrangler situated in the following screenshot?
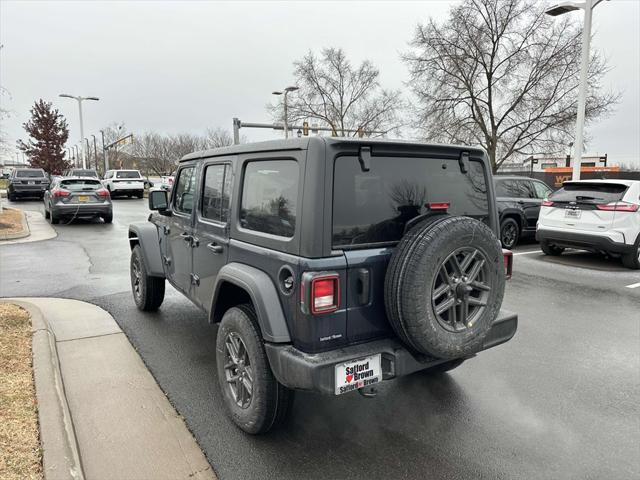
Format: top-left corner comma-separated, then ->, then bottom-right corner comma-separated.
128,137 -> 517,434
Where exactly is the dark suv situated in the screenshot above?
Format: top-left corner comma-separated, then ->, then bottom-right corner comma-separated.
494,176 -> 553,249
7,168 -> 49,200
128,138 -> 517,434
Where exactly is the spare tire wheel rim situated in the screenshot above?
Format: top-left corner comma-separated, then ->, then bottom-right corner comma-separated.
431,247 -> 491,332
223,332 -> 253,409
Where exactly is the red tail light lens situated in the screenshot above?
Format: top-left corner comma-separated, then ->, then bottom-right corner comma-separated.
311,275 -> 340,314
52,188 -> 70,198
542,199 -> 554,207
503,249 -> 513,280
596,202 -> 638,212
96,188 -> 110,198
427,202 -> 450,211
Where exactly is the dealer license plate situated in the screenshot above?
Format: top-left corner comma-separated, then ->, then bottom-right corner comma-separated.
335,354 -> 381,395
565,208 -> 581,219
78,195 -> 90,203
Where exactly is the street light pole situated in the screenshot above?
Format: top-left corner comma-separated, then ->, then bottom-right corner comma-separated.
59,94 -> 100,169
546,0 -> 607,181
85,138 -> 91,169
100,130 -> 107,173
92,135 -> 98,171
272,86 -> 298,139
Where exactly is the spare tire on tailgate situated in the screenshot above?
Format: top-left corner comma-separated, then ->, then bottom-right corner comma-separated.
385,215 -> 505,359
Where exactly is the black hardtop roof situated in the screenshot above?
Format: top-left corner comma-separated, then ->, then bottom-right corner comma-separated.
179,136 -> 487,163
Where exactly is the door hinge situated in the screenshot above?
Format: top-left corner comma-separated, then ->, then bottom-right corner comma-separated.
190,273 -> 200,286
162,255 -> 171,266
163,225 -> 171,235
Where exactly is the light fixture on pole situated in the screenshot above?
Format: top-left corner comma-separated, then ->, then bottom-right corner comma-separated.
545,0 -> 608,180
272,86 -> 299,139
59,94 -> 99,169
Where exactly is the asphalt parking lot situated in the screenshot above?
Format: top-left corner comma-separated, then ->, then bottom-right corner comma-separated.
1,198 -> 638,479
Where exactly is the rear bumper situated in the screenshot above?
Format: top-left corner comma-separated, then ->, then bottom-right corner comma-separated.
9,185 -> 47,195
52,203 -> 112,217
536,228 -> 635,254
265,309 -> 518,395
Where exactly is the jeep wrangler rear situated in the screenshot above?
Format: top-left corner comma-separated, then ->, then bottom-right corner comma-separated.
128,137 -> 517,434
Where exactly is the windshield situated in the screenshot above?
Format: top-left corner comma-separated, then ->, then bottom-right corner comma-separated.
550,183 -> 628,203
16,169 -> 45,178
116,171 -> 141,179
71,170 -> 98,178
60,179 -> 102,191
333,156 -> 489,247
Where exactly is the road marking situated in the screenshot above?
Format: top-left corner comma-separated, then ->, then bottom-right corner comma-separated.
625,282 -> 640,289
513,250 -> 542,256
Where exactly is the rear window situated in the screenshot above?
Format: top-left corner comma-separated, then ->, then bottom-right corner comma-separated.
115,171 -> 141,179
333,156 -> 489,247
16,169 -> 45,178
71,170 -> 98,178
60,179 -> 102,191
550,183 -> 628,204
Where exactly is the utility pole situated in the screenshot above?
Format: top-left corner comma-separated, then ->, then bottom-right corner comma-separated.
58,94 -> 99,169
85,138 -> 91,169
92,135 -> 98,171
100,130 -> 107,173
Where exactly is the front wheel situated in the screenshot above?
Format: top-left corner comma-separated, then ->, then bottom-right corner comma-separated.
621,244 -> 640,270
216,305 -> 293,434
130,245 -> 165,311
500,218 -> 520,249
541,241 -> 564,256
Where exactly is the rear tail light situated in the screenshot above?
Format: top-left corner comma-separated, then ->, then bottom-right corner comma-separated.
596,202 -> 638,212
503,249 -> 513,280
311,275 -> 340,314
427,202 -> 450,211
542,199 -> 554,207
96,188 -> 110,198
52,188 -> 70,198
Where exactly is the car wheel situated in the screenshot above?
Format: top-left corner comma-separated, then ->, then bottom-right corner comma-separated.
621,243 -> 640,270
44,204 -> 50,219
500,218 -> 520,249
103,211 -> 113,224
540,241 -> 564,256
50,209 -> 59,224
136,191 -> 144,199
216,305 -> 293,434
8,191 -> 16,201
385,215 -> 505,359
130,245 -> 165,311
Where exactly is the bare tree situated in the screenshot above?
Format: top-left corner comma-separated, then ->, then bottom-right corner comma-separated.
405,0 -> 618,172
204,127 -> 234,148
270,48 -> 402,137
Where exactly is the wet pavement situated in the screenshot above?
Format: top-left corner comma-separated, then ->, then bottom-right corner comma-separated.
1,197 -> 639,479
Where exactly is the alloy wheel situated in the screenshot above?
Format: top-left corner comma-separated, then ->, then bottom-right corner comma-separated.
223,332 -> 253,409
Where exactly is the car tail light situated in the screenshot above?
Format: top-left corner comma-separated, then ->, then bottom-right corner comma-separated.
311,275 -> 339,314
52,188 -> 70,197
542,199 -> 554,207
596,202 -> 639,212
503,249 -> 513,280
96,188 -> 110,198
427,202 -> 450,211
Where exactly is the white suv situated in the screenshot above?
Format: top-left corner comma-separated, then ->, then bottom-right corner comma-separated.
102,169 -> 145,198
536,180 -> 640,269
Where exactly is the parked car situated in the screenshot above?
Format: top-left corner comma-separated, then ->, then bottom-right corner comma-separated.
128,138 -> 517,434
63,168 -> 99,178
537,179 -> 640,269
44,177 -> 112,224
160,172 -> 175,191
7,168 -> 49,200
102,169 -> 145,198
494,176 -> 553,249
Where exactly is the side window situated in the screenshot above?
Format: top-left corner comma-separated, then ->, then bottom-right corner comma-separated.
173,166 -> 196,215
240,160 -> 298,238
496,180 -> 523,198
533,181 -> 552,199
201,164 -> 232,223
519,181 -> 537,199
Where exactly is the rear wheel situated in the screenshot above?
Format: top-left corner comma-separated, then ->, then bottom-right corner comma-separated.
130,245 -> 165,311
500,218 -> 520,249
103,211 -> 113,224
216,305 -> 293,434
8,191 -> 16,201
44,205 -> 50,219
50,209 -> 59,224
540,241 -> 564,256
621,243 -> 640,270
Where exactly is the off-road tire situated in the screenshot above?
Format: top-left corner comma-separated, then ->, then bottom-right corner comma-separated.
500,218 -> 520,249
130,245 -> 165,311
216,305 -> 293,434
540,241 -> 564,256
385,215 -> 505,359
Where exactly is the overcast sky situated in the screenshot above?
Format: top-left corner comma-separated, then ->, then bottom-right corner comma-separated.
1,0 -> 639,166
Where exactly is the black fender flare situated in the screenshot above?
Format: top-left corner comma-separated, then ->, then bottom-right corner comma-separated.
211,263 -> 291,343
128,222 -> 165,277
499,208 -> 525,230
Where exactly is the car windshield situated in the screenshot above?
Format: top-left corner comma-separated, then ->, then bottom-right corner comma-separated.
550,183 -> 628,203
71,170 -> 98,178
116,171 -> 141,179
60,179 -> 102,191
16,169 -> 45,178
333,155 -> 489,247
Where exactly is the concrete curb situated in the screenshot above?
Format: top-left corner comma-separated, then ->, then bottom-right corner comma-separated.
0,207 -> 30,240
4,298 -> 216,480
2,300 -> 84,480
0,210 -> 57,245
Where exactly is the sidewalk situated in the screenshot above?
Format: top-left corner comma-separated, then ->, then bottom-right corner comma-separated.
4,298 -> 215,480
0,210 -> 57,245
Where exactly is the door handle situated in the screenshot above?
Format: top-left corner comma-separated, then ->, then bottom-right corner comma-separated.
207,242 -> 223,254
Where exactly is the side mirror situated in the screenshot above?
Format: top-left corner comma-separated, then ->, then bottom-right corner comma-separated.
148,189 -> 170,215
